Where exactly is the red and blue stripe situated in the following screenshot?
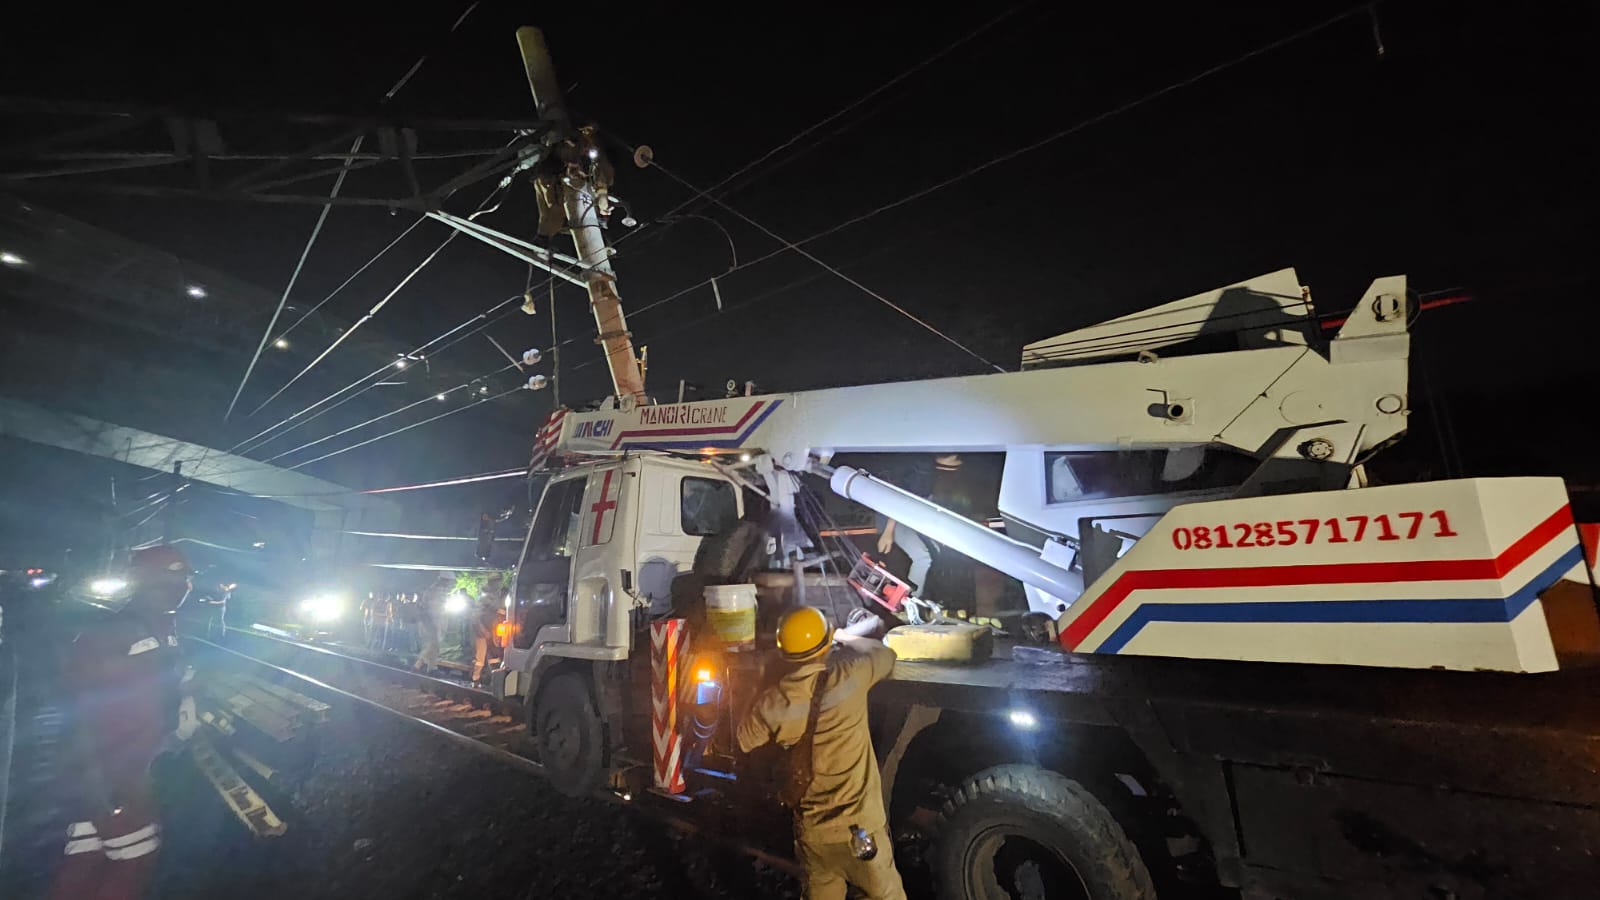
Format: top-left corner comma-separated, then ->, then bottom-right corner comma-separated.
1066,507 -> 1582,654
608,400 -> 784,451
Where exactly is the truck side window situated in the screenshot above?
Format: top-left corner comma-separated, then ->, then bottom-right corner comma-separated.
512,476 -> 588,647
681,477 -> 738,536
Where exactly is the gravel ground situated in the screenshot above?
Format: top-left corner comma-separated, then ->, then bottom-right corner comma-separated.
155,670 -> 802,900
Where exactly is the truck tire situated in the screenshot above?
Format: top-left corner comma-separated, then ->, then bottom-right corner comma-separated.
935,764 -> 1155,900
534,673 -> 603,797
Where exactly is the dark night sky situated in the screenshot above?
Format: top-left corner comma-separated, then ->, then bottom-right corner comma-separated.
2,1 -> 1596,535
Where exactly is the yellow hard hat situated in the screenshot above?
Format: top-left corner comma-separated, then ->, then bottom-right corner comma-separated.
777,605 -> 834,662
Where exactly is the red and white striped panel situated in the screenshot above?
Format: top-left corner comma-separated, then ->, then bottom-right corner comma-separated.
650,618 -> 689,794
529,407 -> 569,470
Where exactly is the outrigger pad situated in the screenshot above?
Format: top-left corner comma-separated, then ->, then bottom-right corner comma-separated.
885,623 -> 994,664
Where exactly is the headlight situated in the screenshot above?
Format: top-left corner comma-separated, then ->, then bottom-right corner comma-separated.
300,593 -> 344,623
444,590 -> 469,615
88,576 -> 128,598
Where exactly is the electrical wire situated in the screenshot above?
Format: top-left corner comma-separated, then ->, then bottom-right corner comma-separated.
645,3 -> 1033,228
594,4 -> 1373,357
755,4 -> 1373,260
234,193 -> 602,455
288,384 -> 526,470
224,133 -> 362,421
229,295 -> 522,455
264,363 -> 519,464
638,157 -> 1007,373
245,184 -> 498,417
271,215 -> 428,343
362,468 -> 524,494
233,0 -> 487,419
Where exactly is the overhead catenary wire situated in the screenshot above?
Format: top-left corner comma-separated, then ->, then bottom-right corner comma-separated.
234,192 -> 604,455
342,531 -> 517,540
263,362 -> 520,463
271,215 -> 429,344
598,3 -> 1375,350
643,3 -> 1033,229
229,294 -> 523,455
231,0 -> 485,419
288,384 -> 526,470
245,181 -> 506,417
362,468 -> 525,494
223,134 -> 363,422
637,156 -> 1008,373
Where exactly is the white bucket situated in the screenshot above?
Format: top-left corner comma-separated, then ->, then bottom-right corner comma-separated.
704,583 -> 757,650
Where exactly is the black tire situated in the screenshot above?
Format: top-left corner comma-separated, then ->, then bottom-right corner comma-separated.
534,673 -> 604,797
935,764 -> 1156,900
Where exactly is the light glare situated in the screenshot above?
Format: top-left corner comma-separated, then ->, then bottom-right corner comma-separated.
1008,709 -> 1038,730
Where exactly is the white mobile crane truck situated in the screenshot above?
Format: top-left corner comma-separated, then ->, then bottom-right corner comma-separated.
466,27 -> 1600,900
489,268 -> 1600,900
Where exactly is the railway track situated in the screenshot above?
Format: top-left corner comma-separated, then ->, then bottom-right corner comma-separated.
190,629 -> 803,877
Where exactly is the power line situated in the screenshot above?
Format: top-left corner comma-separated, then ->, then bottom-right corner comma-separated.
264,363 -> 519,464
231,0 -> 485,420
288,384 -> 527,470
224,135 -> 362,421
235,9 -> 1036,456
235,192 -> 605,453
245,186 -> 498,418
645,3 -> 1032,227
639,157 -> 1007,372
772,4 -> 1373,256
362,468 -> 524,494
599,3 -> 1374,349
272,215 -> 428,343
229,295 -> 521,455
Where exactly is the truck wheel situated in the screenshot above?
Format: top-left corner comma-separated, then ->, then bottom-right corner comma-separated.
534,673 -> 603,797
935,764 -> 1155,900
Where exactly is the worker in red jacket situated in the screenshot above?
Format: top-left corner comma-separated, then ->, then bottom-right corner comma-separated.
49,544 -> 195,900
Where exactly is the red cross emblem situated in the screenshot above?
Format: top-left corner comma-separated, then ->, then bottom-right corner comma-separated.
589,469 -> 618,544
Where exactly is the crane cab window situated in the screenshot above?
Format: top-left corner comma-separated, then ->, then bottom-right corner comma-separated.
1045,449 -> 1254,503
511,475 -> 588,647
681,477 -> 738,536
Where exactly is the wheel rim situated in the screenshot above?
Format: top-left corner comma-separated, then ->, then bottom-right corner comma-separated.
964,825 -> 1089,900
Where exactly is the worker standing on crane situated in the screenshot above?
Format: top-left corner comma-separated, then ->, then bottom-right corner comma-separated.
50,544 -> 195,900
737,607 -> 907,900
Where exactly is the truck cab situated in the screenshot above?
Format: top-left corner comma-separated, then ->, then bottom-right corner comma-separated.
498,453 -> 742,699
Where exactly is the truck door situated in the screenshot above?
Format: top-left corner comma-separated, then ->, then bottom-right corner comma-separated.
508,473 -> 589,650
633,462 -> 742,615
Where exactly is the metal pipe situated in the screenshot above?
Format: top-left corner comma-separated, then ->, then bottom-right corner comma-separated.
828,466 -> 1083,602
425,212 -> 588,286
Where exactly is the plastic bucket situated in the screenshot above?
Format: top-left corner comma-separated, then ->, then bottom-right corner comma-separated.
704,583 -> 757,650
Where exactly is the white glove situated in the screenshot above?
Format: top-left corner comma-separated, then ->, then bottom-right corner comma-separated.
175,695 -> 198,741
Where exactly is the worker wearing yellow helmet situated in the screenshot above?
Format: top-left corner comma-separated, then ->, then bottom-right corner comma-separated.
737,606 -> 906,900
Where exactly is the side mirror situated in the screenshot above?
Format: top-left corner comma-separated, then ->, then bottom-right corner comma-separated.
476,514 -> 496,562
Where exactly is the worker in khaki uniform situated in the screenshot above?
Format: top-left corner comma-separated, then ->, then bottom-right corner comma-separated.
737,606 -> 907,900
